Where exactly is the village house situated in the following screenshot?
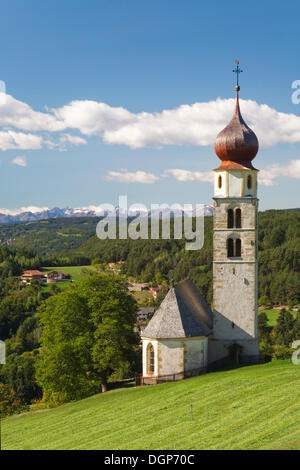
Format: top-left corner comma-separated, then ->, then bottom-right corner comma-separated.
137,307 -> 155,321
21,270 -> 47,285
46,270 -> 70,283
108,261 -> 125,269
151,286 -> 161,299
127,282 -> 149,292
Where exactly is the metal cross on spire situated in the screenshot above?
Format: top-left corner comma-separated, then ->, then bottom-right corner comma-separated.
233,60 -> 243,91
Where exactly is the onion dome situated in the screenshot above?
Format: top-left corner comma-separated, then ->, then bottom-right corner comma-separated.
214,91 -> 259,170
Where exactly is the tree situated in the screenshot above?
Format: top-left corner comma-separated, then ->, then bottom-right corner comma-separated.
0,352 -> 42,404
36,273 -> 138,403
0,382 -> 27,417
293,313 -> 300,339
258,312 -> 270,340
11,316 -> 40,355
272,344 -> 293,361
273,309 -> 295,346
258,295 -> 271,307
87,276 -> 139,392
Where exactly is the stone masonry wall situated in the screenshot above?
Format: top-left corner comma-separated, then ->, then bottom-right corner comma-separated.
212,197 -> 259,357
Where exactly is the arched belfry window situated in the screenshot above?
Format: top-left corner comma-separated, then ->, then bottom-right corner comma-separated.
235,208 -> 242,228
227,238 -> 234,257
218,175 -> 222,189
147,343 -> 155,374
227,209 -> 234,228
235,238 -> 241,257
247,174 -> 252,190
227,208 -> 242,228
227,238 -> 242,258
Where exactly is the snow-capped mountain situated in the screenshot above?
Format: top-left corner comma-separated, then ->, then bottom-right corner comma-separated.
0,205 -> 213,225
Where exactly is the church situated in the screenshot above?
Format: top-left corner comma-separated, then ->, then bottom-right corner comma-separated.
141,70 -> 260,384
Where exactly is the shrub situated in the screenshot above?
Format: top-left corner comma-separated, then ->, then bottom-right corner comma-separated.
0,382 -> 28,417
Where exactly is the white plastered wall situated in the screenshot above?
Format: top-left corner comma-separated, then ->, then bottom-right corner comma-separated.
214,171 -> 227,197
243,171 -> 256,197
142,338 -> 158,377
228,171 -> 242,197
184,337 -> 208,370
142,337 -> 208,377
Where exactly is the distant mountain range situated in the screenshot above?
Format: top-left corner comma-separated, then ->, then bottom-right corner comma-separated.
0,205 -> 214,225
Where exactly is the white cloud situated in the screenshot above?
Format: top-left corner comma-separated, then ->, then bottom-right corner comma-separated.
105,160 -> 300,187
0,130 -> 42,150
44,139 -> 63,150
258,159 -> 300,186
59,133 -> 87,146
105,169 -> 159,184
11,156 -> 27,167
163,169 -> 214,183
0,95 -> 85,150
45,133 -> 87,151
165,160 -> 300,187
52,97 -> 300,150
3,93 -> 300,156
53,101 -> 134,136
0,94 -> 64,132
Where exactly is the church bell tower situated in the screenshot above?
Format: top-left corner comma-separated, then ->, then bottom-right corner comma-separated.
212,62 -> 259,363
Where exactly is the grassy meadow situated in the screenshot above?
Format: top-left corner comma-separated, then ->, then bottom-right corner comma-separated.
40,266 -> 153,304
260,309 -> 298,327
41,265 -> 96,281
2,360 -> 300,450
39,266 -> 96,291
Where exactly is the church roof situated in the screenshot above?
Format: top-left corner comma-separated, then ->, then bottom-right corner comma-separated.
142,279 -> 213,339
214,92 -> 259,171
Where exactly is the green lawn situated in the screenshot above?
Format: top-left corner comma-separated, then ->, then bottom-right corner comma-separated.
41,265 -> 96,281
41,281 -> 73,292
39,266 -> 96,291
2,360 -> 300,450
132,290 -> 153,306
40,267 -> 153,302
261,309 -> 298,327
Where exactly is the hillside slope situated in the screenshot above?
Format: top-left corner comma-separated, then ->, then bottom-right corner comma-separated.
64,210 -> 300,304
3,361 -> 300,450
0,217 -> 99,255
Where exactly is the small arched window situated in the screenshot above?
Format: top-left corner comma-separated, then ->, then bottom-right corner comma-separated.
228,208 -> 242,228
236,238 -> 241,257
147,343 -> 155,374
227,209 -> 234,228
227,238 -> 234,257
235,208 -> 242,228
247,175 -> 252,190
227,238 -> 242,258
218,175 -> 222,189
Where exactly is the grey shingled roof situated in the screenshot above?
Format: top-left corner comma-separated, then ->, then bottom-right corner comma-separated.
142,279 -> 213,339
138,307 -> 155,315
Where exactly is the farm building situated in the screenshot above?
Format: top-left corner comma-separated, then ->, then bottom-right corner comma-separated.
46,270 -> 70,283
127,282 -> 149,292
151,286 -> 161,299
137,307 -> 155,321
21,270 -> 47,284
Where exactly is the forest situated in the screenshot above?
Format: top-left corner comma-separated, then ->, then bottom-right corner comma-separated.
0,209 -> 299,305
0,208 -> 299,415
57,209 -> 300,306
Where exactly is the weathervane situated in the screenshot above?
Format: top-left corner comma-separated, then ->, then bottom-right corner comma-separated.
233,60 -> 243,91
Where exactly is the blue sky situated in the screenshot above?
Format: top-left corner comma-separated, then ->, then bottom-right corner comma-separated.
1,0 -> 300,212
